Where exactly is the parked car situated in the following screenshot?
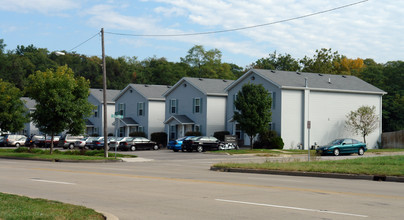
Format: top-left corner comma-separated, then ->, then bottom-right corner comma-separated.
118,137 -> 159,151
75,137 -> 98,149
316,138 -> 367,156
91,137 -> 115,150
109,137 -> 131,150
4,134 -> 27,147
0,136 -> 5,147
44,136 -> 60,148
59,134 -> 85,149
34,136 -> 46,148
182,136 -> 222,152
25,135 -> 44,148
168,136 -> 194,152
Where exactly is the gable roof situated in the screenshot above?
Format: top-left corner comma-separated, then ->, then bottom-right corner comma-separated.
163,77 -> 235,97
114,84 -> 170,101
226,69 -> 386,95
21,97 -> 36,110
90,88 -> 121,104
164,115 -> 195,124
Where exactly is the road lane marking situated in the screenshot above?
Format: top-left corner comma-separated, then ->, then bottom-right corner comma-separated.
30,167 -> 404,200
216,199 -> 368,218
30,178 -> 76,185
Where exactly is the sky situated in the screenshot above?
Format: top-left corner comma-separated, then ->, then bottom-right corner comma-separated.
0,0 -> 403,68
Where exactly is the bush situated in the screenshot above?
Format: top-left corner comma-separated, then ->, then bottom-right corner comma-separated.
129,132 -> 146,137
214,131 -> 230,141
253,130 -> 284,149
185,131 -> 202,136
151,132 -> 167,147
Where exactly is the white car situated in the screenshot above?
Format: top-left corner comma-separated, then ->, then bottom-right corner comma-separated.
109,137 -> 131,150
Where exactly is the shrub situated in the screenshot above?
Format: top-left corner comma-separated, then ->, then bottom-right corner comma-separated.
151,132 -> 167,147
214,131 -> 230,141
185,131 -> 202,136
253,130 -> 284,149
129,132 -> 146,137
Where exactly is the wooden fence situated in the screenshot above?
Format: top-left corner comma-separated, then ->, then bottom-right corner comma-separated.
381,130 -> 404,149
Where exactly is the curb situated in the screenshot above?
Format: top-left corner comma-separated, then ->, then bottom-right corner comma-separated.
0,156 -> 123,163
210,167 -> 404,183
96,210 -> 119,220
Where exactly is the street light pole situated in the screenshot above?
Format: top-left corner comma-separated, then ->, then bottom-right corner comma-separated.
101,28 -> 108,158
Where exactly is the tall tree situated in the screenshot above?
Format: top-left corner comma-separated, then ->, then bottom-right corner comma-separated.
0,79 -> 29,133
234,83 -> 272,149
251,51 -> 300,71
25,65 -> 94,154
300,48 -> 341,74
345,105 -> 379,143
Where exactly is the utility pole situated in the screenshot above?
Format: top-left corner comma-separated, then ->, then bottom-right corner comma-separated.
101,28 -> 108,158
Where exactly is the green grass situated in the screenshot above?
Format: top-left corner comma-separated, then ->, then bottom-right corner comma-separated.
0,147 -> 136,161
212,155 -> 404,176
0,192 -> 104,219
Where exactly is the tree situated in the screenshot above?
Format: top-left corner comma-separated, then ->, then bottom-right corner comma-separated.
345,105 -> 379,143
251,51 -> 300,71
234,83 -> 272,149
300,48 -> 341,74
0,79 -> 29,133
25,65 -> 94,154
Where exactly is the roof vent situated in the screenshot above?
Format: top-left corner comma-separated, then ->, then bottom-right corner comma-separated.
342,75 -> 347,78
199,78 -> 203,81
223,79 -> 227,82
271,70 -> 275,73
167,85 -> 171,88
328,78 -> 331,84
144,85 -> 149,87
318,74 -> 323,76
296,71 -> 301,75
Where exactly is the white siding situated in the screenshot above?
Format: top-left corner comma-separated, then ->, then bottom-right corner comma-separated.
281,90 -> 304,149
147,101 -> 166,138
206,96 -> 226,136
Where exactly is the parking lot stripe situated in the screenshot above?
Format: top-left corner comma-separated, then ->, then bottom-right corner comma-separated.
215,199 -> 368,218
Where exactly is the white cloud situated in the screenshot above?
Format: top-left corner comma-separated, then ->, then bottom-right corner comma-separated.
0,0 -> 79,14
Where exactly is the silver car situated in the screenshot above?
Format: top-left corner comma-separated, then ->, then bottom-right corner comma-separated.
4,134 -> 27,147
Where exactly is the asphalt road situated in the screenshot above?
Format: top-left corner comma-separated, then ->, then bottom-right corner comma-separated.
1,149 -> 403,219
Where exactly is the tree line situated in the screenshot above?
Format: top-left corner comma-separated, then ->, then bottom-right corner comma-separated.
0,39 -> 403,132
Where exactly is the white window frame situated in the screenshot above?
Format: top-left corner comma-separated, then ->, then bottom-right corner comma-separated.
137,102 -> 144,116
193,98 -> 201,113
170,99 -> 177,114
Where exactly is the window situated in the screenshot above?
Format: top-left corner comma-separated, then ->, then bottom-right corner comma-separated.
233,93 -> 238,111
118,103 -> 126,116
119,127 -> 124,137
138,126 -> 144,132
271,92 -> 276,109
137,102 -> 144,116
194,124 -> 201,132
193,98 -> 201,113
93,105 -> 99,118
170,99 -> 177,114
170,125 -> 176,140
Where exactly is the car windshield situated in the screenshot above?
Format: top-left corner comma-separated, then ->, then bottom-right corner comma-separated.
126,137 -> 135,141
329,139 -> 344,145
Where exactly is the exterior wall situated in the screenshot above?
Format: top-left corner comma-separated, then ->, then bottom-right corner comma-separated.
106,103 -> 116,135
308,91 -> 382,149
280,89 -> 304,149
147,101 -> 166,138
115,88 -> 141,136
87,95 -> 102,135
165,80 -> 205,135
206,96 -> 227,136
226,72 -> 282,146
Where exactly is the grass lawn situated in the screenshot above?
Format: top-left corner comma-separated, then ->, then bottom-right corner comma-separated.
0,147 -> 136,161
0,192 -> 104,219
212,155 -> 404,176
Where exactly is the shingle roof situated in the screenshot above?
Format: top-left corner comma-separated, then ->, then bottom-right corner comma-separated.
121,117 -> 138,126
164,115 -> 195,124
227,69 -> 386,94
90,89 -> 121,104
164,77 -> 235,97
20,97 -> 36,109
114,84 -> 170,101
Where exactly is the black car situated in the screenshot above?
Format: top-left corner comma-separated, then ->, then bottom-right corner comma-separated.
118,137 -> 158,151
182,136 -> 221,152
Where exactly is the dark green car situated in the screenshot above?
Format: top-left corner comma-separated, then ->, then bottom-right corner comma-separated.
316,138 -> 367,156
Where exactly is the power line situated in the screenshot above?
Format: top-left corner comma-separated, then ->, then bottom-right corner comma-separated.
105,0 -> 368,37
68,32 -> 100,52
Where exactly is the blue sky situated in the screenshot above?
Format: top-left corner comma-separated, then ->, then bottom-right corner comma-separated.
0,0 -> 403,68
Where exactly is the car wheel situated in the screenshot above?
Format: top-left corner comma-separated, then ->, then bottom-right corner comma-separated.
358,147 -> 364,156
153,145 -> 159,150
333,148 -> 340,156
181,148 -> 185,152
130,145 -> 136,151
173,149 -> 179,152
69,143 -> 74,149
197,145 -> 204,153
15,143 -> 20,147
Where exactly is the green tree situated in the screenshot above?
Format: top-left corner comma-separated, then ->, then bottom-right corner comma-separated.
234,83 -> 272,149
251,51 -> 300,71
0,79 -> 29,133
25,65 -> 94,154
345,105 -> 379,143
300,48 -> 341,74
